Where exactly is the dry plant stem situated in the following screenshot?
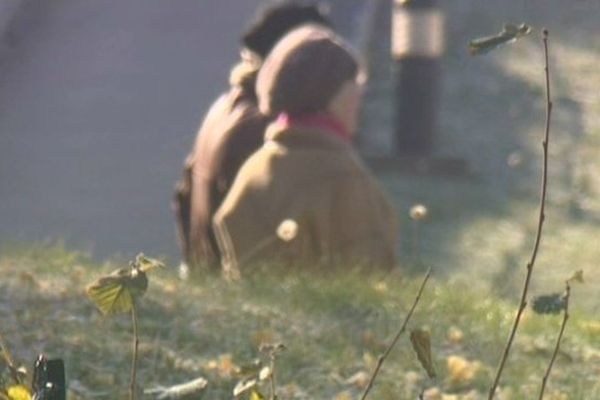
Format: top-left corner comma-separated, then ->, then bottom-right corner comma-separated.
269,356 -> 277,400
413,220 -> 420,261
538,282 -> 570,400
0,332 -> 20,384
360,268 -> 432,400
130,300 -> 140,400
488,29 -> 552,400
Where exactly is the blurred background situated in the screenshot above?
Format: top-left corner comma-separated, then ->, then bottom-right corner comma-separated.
1,1 -> 599,309
0,0 -> 368,259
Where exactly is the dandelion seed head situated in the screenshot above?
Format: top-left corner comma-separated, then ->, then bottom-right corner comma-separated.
277,219 -> 298,242
410,204 -> 428,221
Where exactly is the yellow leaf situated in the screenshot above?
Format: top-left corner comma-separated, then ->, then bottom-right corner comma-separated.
410,329 -> 436,378
86,271 -> 134,315
446,355 -> 481,388
86,266 -> 148,315
333,391 -> 353,400
7,385 -> 32,400
250,389 -> 265,400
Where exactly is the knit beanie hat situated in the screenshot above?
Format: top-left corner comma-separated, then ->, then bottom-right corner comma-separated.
256,25 -> 360,117
242,1 -> 331,59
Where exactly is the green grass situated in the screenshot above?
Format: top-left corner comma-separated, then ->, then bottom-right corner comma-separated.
1,245 -> 599,399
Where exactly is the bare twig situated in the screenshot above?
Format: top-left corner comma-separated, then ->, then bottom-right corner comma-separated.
130,300 -> 140,400
269,355 -> 277,400
538,282 -> 570,400
413,220 -> 421,261
0,332 -> 21,385
488,28 -> 553,400
360,268 -> 432,400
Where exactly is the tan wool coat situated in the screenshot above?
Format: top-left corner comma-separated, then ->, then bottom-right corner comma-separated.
213,123 -> 398,276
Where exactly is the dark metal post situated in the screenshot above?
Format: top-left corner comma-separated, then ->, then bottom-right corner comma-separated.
392,0 -> 444,156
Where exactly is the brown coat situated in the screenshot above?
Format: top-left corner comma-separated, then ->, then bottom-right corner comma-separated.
173,64 -> 269,268
213,123 -> 398,276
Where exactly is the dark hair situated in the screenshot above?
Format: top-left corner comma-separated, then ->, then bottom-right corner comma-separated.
241,1 -> 331,58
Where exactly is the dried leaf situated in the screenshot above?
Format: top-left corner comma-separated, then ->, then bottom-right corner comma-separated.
469,23 -> 532,55
236,359 -> 262,378
345,371 -> 370,388
258,366 -> 271,381
532,293 -> 565,315
446,356 -> 481,388
233,378 -> 257,397
259,342 -> 286,357
144,376 -> 208,399
568,270 -> 584,284
136,253 -> 165,273
410,329 -> 436,378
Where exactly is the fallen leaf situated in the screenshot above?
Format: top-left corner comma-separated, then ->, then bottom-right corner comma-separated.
446,355 -> 481,388
7,385 -> 31,400
345,371 -> 370,388
568,270 -> 584,284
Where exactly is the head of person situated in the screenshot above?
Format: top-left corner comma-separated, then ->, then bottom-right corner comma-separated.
241,1 -> 331,60
256,25 -> 366,136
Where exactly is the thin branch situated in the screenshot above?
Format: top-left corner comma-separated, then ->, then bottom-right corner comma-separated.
488,28 -> 553,400
360,268 -> 432,400
538,282 -> 570,400
130,300 -> 140,400
0,332 -> 20,384
269,355 -> 277,400
413,220 -> 421,261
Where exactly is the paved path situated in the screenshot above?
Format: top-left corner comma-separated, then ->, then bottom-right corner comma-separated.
0,0 -> 365,261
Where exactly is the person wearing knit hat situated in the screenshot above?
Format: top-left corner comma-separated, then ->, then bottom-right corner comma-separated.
173,2 -> 331,277
213,25 -> 398,277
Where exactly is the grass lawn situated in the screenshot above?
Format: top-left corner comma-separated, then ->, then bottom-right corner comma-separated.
1,245 -> 599,399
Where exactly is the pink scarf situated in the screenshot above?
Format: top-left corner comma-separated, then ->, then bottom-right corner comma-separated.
276,113 -> 351,143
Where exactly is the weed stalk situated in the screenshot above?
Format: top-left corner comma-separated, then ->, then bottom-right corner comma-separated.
130,299 -> 139,400
269,354 -> 277,400
488,28 -> 553,399
360,268 -> 431,400
538,281 -> 570,400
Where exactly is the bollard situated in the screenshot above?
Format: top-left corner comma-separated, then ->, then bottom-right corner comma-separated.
392,0 -> 444,156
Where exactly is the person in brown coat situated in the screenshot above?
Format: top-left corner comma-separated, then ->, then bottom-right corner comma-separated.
173,2 -> 331,274
213,25 -> 398,278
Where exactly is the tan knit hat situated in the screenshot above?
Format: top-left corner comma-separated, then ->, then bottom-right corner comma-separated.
256,24 -> 360,117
